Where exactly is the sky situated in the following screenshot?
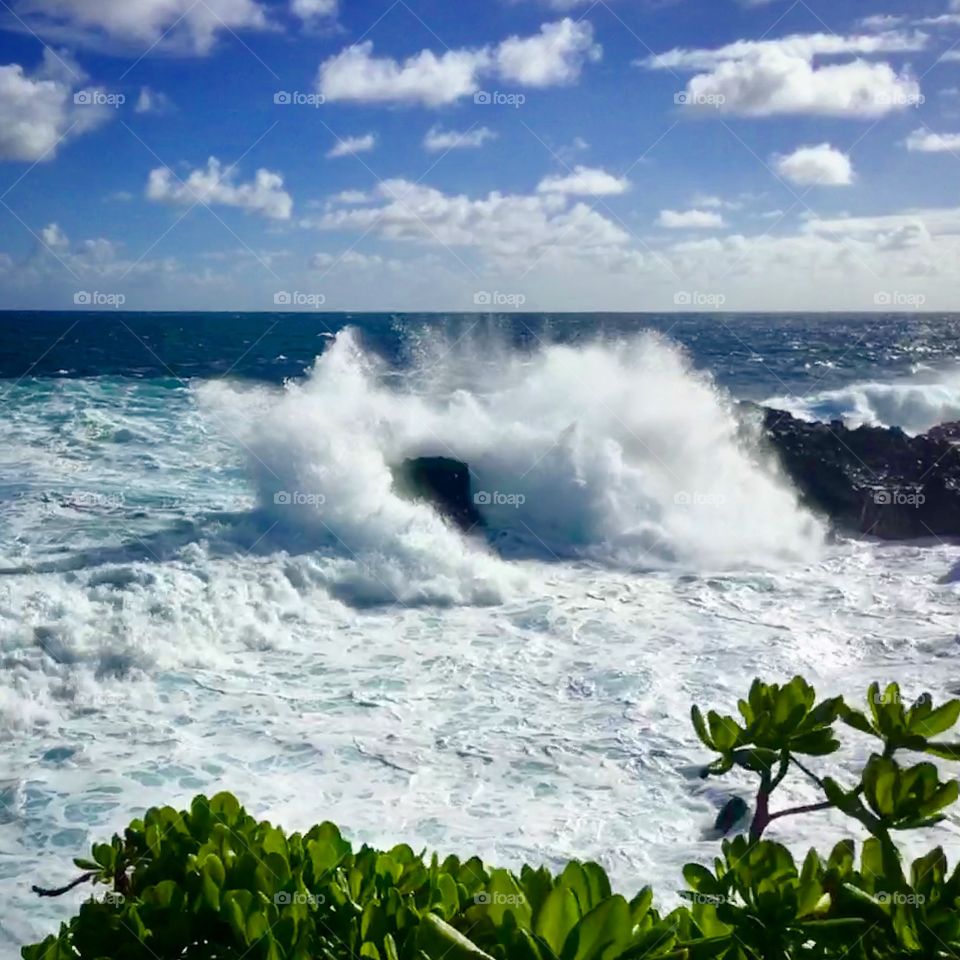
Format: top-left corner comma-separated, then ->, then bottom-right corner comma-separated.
1,0 -> 960,311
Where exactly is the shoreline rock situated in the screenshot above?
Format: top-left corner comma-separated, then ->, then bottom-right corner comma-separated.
754,405 -> 960,540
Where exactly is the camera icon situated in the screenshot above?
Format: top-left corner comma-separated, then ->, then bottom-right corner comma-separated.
474,291 -> 492,306
474,91 -> 491,105
474,491 -> 491,505
874,291 -> 892,306
274,491 -> 292,505
274,291 -> 292,305
474,892 -> 492,904
674,92 -> 690,105
274,892 -> 292,905
74,291 -> 91,305
873,489 -> 892,505
74,90 -> 92,105
673,291 -> 692,306
274,91 -> 291,105
674,491 -> 692,506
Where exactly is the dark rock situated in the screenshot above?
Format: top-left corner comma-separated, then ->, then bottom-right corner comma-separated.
392,457 -> 483,532
927,421 -> 960,445
750,404 -> 960,540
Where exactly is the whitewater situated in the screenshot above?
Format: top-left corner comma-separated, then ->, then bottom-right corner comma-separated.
2,318 -> 959,954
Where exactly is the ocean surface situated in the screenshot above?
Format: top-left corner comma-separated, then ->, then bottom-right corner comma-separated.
3,311 -> 960,953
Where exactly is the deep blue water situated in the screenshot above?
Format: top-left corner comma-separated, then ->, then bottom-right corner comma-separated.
2,312 -> 959,398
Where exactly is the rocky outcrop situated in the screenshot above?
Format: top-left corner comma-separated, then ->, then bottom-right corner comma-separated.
755,405 -> 960,540
397,412 -> 960,542
392,457 -> 483,532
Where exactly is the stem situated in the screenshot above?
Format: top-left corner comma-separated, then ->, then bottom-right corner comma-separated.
790,756 -> 827,790
32,872 -> 96,898
768,801 -> 834,823
750,772 -> 772,842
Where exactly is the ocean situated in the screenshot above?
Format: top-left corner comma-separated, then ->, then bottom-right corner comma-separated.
3,311 -> 960,953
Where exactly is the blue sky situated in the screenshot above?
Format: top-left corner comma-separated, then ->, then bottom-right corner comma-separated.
1,0 -> 959,310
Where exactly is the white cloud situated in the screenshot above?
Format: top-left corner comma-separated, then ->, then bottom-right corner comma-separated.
40,222 -> 68,248
331,189 -> 373,204
291,0 -> 337,22
326,133 -> 376,158
0,52 -> 111,161
536,165 -> 629,196
318,41 -> 488,106
317,18 -> 600,106
423,125 -> 497,151
311,250 -> 398,270
146,157 -> 293,220
311,178 -> 629,263
860,15 -> 907,31
646,31 -> 925,117
905,128 -> 960,151
657,209 -> 726,229
645,31 -> 926,71
8,0 -> 270,54
774,143 -> 854,185
135,86 -> 174,114
495,19 -> 601,86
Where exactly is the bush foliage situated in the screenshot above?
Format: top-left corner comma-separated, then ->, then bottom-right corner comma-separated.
23,677 -> 960,959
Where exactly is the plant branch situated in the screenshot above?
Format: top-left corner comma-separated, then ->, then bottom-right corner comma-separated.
32,872 -> 96,898
768,801 -> 834,823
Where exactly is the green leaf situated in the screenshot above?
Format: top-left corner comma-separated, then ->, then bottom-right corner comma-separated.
561,895 -> 631,960
692,706 -> 715,750
535,885 -> 582,955
417,914 -> 495,960
912,701 -> 960,738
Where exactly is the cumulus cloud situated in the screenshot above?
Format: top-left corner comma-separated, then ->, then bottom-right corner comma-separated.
310,178 -> 629,263
904,128 -> 960,151
146,157 -> 293,220
317,18 -> 600,106
645,30 -> 925,117
424,126 -> 497,151
291,0 -> 337,22
135,86 -> 174,114
774,143 -> 854,185
7,0 -> 270,54
536,165 -> 629,196
0,52 -> 112,161
495,19 -> 601,86
326,133 -> 376,158
657,209 -> 726,229
318,42 -> 488,106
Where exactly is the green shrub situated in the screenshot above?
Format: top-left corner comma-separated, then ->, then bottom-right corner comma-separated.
23,678 -> 960,959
